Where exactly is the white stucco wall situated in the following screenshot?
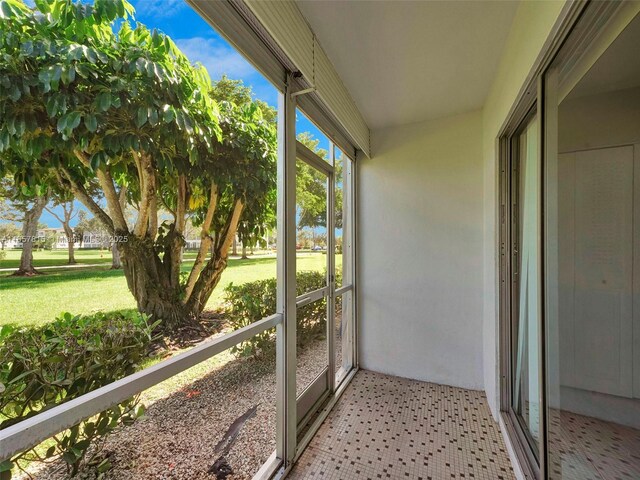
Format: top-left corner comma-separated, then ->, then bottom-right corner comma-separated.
355,0 -> 567,419
358,110 -> 485,390
481,0 -> 565,419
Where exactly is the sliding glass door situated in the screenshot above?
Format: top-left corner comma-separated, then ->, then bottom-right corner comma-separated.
501,4 -> 640,479
511,113 -> 542,454
542,9 -> 640,480
295,148 -> 332,426
293,136 -> 355,432
503,110 -> 542,468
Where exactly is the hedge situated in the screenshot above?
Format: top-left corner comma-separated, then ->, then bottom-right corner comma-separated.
224,270 -> 340,357
0,311 -> 159,478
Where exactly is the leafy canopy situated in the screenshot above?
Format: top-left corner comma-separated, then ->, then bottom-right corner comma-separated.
0,0 -> 275,238
0,0 -> 277,321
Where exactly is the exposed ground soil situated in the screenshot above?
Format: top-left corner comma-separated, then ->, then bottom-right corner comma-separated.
20,335 -> 330,480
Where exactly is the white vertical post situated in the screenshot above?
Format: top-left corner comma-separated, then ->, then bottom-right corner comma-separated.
343,154 -> 355,371
327,143 -> 336,393
275,76 -> 298,466
351,151 -> 359,369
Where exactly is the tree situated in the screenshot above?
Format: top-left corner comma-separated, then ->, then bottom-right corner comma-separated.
74,209 -> 88,247
215,76 -> 277,259
0,0 -> 276,327
0,176 -> 48,275
0,221 -> 20,249
44,196 -> 79,264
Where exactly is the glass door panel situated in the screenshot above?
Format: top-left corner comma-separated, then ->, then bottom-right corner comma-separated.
295,155 -> 331,426
334,290 -> 353,385
511,113 -> 541,454
333,148 -> 354,387
544,12 -> 640,480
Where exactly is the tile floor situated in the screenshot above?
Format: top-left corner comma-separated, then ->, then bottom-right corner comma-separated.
548,409 -> 640,480
289,370 -> 515,480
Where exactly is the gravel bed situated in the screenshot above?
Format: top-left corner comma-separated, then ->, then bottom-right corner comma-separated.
21,338 -> 331,480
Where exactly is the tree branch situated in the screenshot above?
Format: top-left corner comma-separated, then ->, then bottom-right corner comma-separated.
217,198 -> 244,257
186,197 -> 244,311
148,192 -> 158,238
43,205 -> 65,225
175,175 -> 187,235
133,152 -> 156,238
73,150 -> 127,232
58,167 -> 114,234
183,183 -> 218,302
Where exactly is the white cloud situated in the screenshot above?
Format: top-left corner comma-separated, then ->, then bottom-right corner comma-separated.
134,0 -> 187,18
175,37 -> 259,81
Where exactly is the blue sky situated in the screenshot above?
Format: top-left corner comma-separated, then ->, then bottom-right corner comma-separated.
37,0 -> 329,227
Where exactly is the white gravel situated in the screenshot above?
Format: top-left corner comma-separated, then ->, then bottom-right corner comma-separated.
20,338 -> 331,480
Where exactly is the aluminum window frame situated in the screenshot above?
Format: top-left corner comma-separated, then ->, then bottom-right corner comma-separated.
497,2 -> 640,479
1,78 -> 359,480
0,313 -> 282,461
499,103 -> 543,480
1,2 -> 363,476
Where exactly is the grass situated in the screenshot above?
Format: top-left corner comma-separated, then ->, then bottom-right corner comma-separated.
0,248 -> 263,269
2,250 -> 333,477
0,248 -> 113,268
0,251 -> 334,327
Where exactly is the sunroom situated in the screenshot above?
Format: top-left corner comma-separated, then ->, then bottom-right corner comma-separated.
1,1 -> 639,479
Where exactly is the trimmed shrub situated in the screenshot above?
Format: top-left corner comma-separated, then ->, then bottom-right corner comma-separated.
224,277 -> 277,357
224,270 -> 339,357
0,311 -> 159,478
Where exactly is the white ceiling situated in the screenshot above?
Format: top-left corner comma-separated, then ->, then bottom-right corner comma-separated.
296,0 -> 519,130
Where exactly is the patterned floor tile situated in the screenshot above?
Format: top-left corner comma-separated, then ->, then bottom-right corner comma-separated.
289,370 -> 515,480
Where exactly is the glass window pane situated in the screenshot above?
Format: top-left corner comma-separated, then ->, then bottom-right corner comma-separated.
0,1 -> 282,477
511,116 -> 541,451
295,157 -> 328,275
335,149 -> 345,288
335,290 -> 354,385
296,297 -> 328,398
544,13 -> 640,480
295,156 -> 329,401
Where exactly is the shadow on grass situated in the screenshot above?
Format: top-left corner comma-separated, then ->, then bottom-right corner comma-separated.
176,255 -> 277,272
227,256 -> 278,267
1,256 -> 280,282
0,258 -> 113,270
0,267 -> 125,291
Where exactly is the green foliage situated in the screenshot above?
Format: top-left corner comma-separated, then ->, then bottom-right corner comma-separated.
0,0 -> 277,324
224,271 -> 339,357
0,311 -> 159,477
0,222 -> 20,249
225,277 -> 277,357
295,132 -> 344,232
0,0 -> 219,172
34,229 -> 56,250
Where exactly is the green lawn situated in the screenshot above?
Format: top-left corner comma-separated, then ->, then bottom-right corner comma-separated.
0,248 -> 114,268
0,251 -> 332,327
0,248 -> 269,269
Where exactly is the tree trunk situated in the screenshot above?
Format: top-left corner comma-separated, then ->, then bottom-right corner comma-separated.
14,196 -> 47,276
232,236 -> 237,256
67,238 -> 75,264
111,242 -> 122,269
184,254 -> 229,317
119,236 -> 189,329
241,244 -> 248,259
63,224 -> 76,264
